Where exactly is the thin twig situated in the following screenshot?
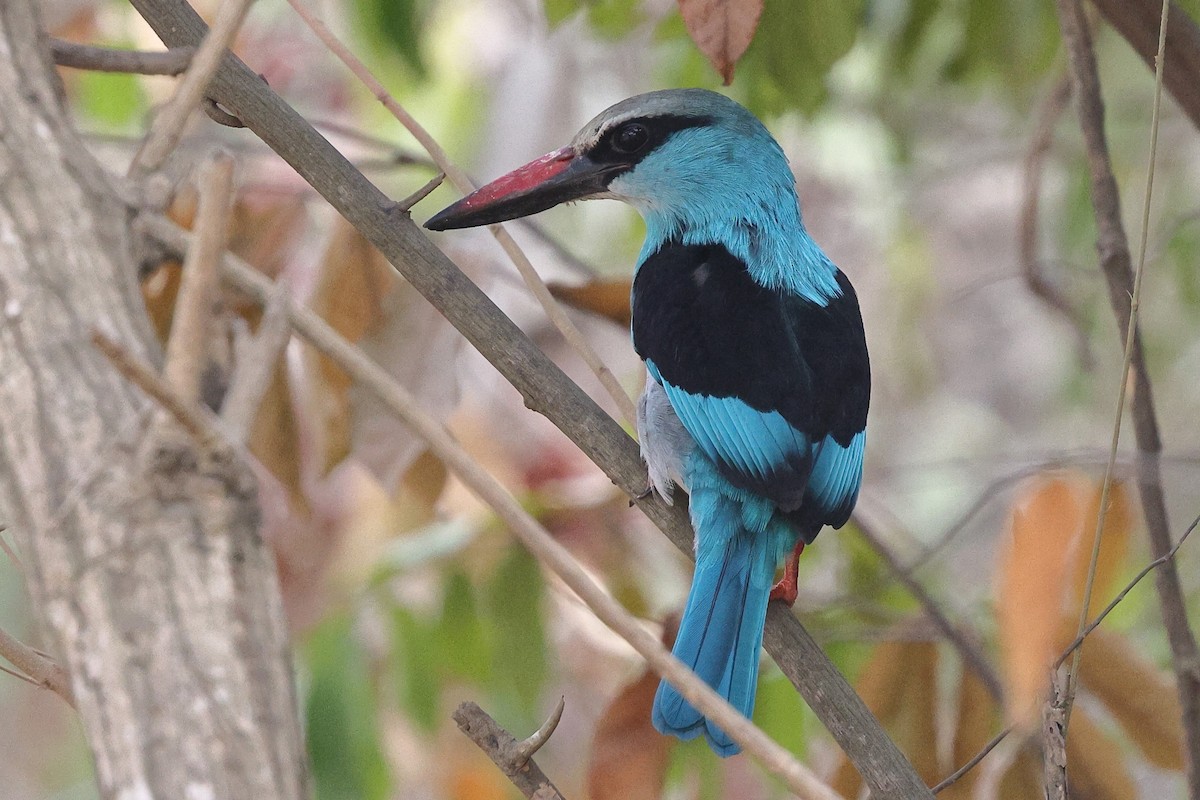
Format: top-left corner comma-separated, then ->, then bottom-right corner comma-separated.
91,330 -> 220,447
932,726 -> 1013,794
220,278 -> 292,445
1053,4 -> 1200,780
1056,510 -> 1200,669
1042,670 -> 1069,799
172,227 -> 841,799
853,510 -> 1005,703
1090,0 -> 1200,133
0,526 -> 23,569
284,0 -> 638,428
161,153 -> 234,406
0,626 -> 74,706
453,701 -> 568,800
50,39 -> 195,75
1019,70 -> 1093,367
129,0 -> 256,176
934,510 -> 1200,793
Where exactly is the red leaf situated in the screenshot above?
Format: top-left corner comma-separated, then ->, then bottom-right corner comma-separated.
677,0 -> 765,84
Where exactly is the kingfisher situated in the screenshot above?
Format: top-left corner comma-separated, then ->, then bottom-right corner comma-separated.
426,89 -> 869,757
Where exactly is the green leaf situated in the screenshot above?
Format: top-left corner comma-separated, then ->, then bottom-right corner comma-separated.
76,69 -> 146,130
355,0 -> 425,76
484,544 -> 548,722
304,614 -> 391,800
392,605 -> 443,732
752,668 -> 809,757
544,0 -> 584,27
438,569 -> 493,684
741,0 -> 866,116
587,0 -> 646,39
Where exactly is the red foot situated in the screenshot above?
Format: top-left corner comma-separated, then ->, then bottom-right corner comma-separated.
769,541 -> 805,607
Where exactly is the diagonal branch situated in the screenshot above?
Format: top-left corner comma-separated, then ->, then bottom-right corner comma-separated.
127,3 -> 934,795
188,232 -> 839,799
285,0 -> 638,427
51,39 -> 195,75
1053,0 -> 1200,793
0,625 -> 74,706
129,0 -> 256,176
1091,0 -> 1200,132
454,700 -> 568,800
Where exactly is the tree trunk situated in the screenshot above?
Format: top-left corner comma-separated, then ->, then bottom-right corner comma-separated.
0,4 -> 308,799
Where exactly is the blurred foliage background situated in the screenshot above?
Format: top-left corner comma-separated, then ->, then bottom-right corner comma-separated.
6,0 -> 1200,798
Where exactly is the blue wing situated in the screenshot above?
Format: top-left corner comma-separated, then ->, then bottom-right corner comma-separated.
633,241 -> 870,527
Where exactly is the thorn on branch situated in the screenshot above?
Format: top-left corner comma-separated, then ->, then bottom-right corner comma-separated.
512,695 -> 565,768
202,98 -> 245,128
393,172 -> 444,213
453,700 -> 568,800
50,39 -> 196,75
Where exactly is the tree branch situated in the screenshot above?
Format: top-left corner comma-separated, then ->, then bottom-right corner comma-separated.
176,228 -> 840,799
1091,0 -> 1200,132
129,0 -> 256,176
1019,70 -> 1093,367
454,700 -> 568,800
161,152 -> 232,406
0,625 -> 75,706
50,39 -> 195,75
853,510 -> 1005,703
127,3 -> 934,795
284,0 -> 638,427
220,279 -> 292,445
1053,0 -> 1200,792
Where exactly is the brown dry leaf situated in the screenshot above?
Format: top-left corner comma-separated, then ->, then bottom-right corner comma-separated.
587,615 -> 678,800
1064,705 -> 1138,800
1079,627 -> 1184,770
996,472 -> 1136,727
831,637 -> 940,797
996,750 -> 1044,800
677,0 -> 765,85
308,219 -> 467,488
548,278 -> 633,328
446,754 -> 512,800
997,472 -> 1088,725
1070,481 -> 1133,614
587,667 -> 673,800
248,358 -> 306,513
940,664 -> 1002,800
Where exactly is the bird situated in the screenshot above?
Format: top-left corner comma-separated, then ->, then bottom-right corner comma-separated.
425,89 -> 869,757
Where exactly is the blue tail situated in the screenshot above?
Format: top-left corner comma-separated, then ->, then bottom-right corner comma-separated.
652,519 -> 778,756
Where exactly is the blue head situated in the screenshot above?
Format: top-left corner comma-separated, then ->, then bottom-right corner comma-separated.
427,89 -> 839,300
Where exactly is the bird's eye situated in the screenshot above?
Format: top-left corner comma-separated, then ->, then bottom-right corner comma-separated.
612,122 -> 649,154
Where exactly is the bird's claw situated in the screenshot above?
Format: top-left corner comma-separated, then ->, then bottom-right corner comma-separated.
628,483 -> 655,507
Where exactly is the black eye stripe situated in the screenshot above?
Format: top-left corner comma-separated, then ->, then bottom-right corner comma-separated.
587,114 -> 713,170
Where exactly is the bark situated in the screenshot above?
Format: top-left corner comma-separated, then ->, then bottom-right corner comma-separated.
0,5 -> 307,800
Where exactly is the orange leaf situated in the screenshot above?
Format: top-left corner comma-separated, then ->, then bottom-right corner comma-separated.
941,664 -> 1003,800
587,616 -> 678,800
677,0 -> 764,85
996,471 -> 1133,726
1070,481 -> 1133,614
1079,628 -> 1184,770
547,278 -> 633,328
1064,705 -> 1138,800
